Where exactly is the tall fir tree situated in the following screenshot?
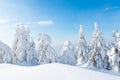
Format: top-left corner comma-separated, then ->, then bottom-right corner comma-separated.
86,22 -> 108,69
76,25 -> 88,65
12,24 -> 35,65
109,30 -> 120,71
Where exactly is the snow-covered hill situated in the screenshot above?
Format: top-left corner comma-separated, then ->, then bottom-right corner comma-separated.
0,63 -> 119,80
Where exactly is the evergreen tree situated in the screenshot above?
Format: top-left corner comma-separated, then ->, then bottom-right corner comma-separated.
0,41 -> 11,63
29,38 -> 38,65
61,40 -> 77,65
109,30 -> 120,71
86,22 -> 107,69
36,34 -> 58,64
76,25 -> 88,65
12,24 -> 35,65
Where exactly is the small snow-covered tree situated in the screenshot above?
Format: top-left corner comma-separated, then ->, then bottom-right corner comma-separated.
76,25 -> 88,65
0,41 -> 11,63
109,30 -> 120,71
36,34 -> 58,64
104,52 -> 111,70
86,22 -> 108,69
61,40 -> 77,65
113,30 -> 120,49
12,24 -> 34,65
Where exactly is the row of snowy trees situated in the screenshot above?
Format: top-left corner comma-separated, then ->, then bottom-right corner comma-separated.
60,22 -> 120,72
0,25 -> 58,66
11,25 -> 58,65
0,23 -> 120,72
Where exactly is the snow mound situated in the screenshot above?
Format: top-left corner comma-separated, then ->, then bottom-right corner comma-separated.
0,63 -> 120,80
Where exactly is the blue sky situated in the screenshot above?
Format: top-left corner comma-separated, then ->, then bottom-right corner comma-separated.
0,0 -> 120,52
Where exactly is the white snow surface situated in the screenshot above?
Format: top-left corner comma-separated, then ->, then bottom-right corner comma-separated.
0,63 -> 120,80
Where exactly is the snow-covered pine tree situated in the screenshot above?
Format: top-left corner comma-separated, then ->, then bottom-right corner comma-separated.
12,24 -> 35,65
76,25 -> 88,65
29,38 -> 38,65
86,22 -> 108,69
104,52 -> 111,70
113,30 -> 120,49
11,25 -> 19,64
108,30 -> 120,71
36,34 -> 58,64
0,41 -> 11,63
61,40 -> 77,65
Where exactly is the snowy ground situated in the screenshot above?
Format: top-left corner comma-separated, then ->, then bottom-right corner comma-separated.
0,63 -> 120,80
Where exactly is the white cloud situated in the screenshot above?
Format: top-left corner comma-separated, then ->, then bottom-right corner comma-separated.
23,20 -> 54,26
0,19 -> 9,23
37,20 -> 54,26
104,7 -> 120,11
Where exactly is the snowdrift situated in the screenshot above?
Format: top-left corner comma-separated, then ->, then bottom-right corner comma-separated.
0,63 -> 120,80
